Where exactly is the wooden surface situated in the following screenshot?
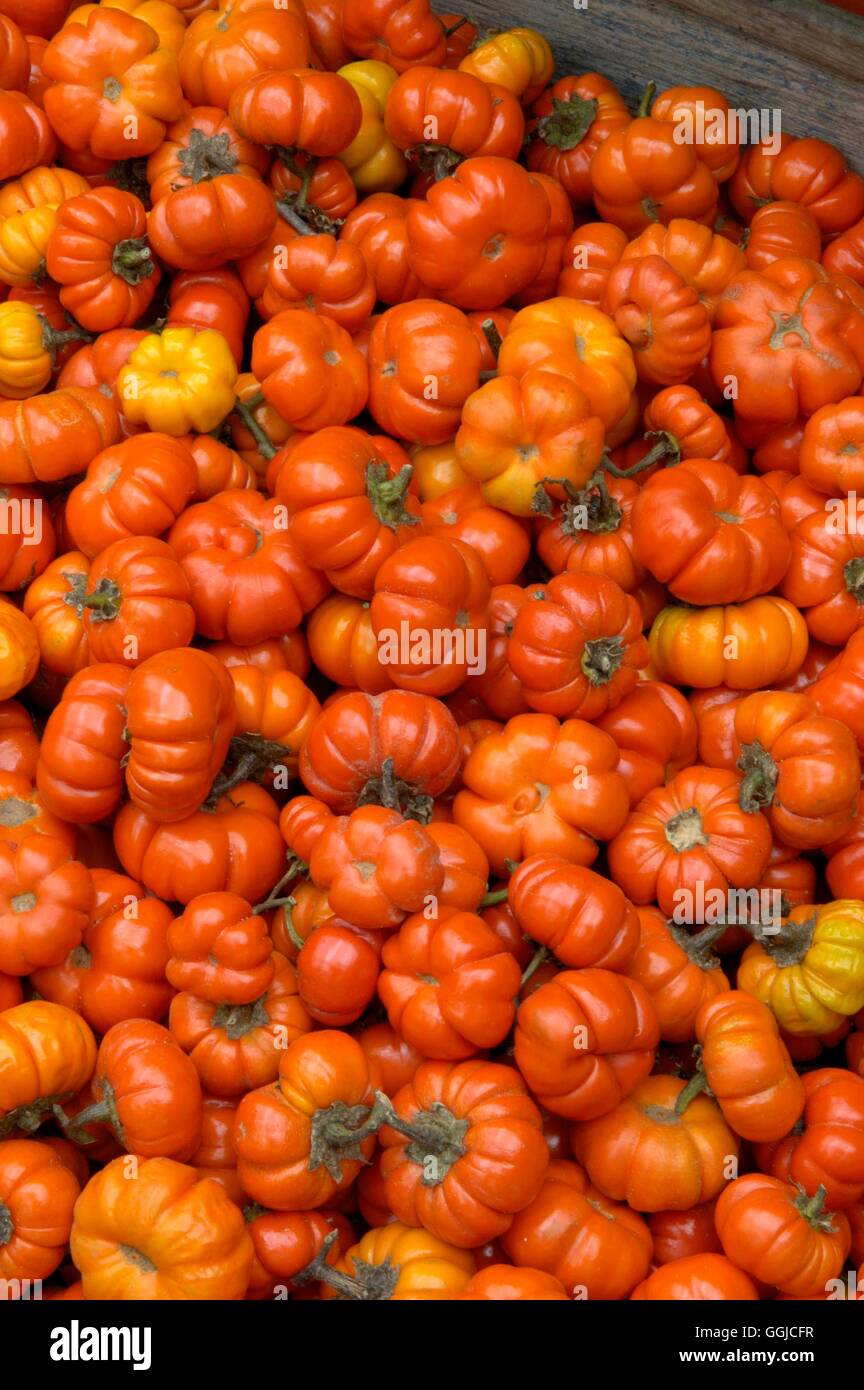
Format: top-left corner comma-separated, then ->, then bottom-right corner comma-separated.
466,0 -> 864,167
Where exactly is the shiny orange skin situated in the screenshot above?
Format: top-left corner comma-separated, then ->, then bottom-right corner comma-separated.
31,868 -> 173,1034
169,952 -> 311,1096
122,646 -> 235,823
799,396 -> 864,496
625,906 -> 729,1044
275,425 -> 420,599
649,597 -> 809,691
453,715 -> 630,877
341,0 -> 447,72
147,106 -> 268,203
535,473 -> 645,594
0,14 -> 30,92
65,433 -> 196,559
0,386 -> 120,485
0,603 -> 39,702
166,891 -> 275,1006
501,1158 -> 652,1299
760,839 -> 818,911
379,1059 -> 549,1247
557,221 -> 627,304
731,690 -> 860,850
85,1018 -> 203,1161
454,368 -> 604,518
164,270 -> 250,378
169,490 -> 329,645
595,681 -> 698,807
357,1020 -> 423,1097
497,297 -> 637,436
370,535 -> 490,697
209,632 -> 310,682
56,327 -> 146,430
812,629 -> 864,754
710,259 -> 864,426
0,834 -> 93,978
43,10 -> 184,161
0,449 -> 52,563
826,789 -> 864,898
192,1095 -> 242,1205
621,218 -> 745,323
526,73 -> 630,206
150,169 -> 275,274
0,1001 -> 97,1130
631,458 -> 790,605
755,1068 -> 864,1211
147,108 -> 274,271
427,820 -> 489,913
367,299 -> 482,444
648,1200 -> 723,1266
299,688 -> 459,813
631,1254 -> 758,1301
0,703 -> 38,783
113,780 -> 286,905
252,309 -> 368,431
715,1173 -> 851,1299
0,1138 -> 81,1283
649,85 -> 740,181
23,552 -> 90,677
0,771 -> 75,854
262,233 -> 375,333
760,467 -> 825,532
0,92 -> 56,184
572,1075 -> 739,1212
378,908 -> 521,1059
824,215 -> 864,285
246,1207 -> 353,1297
386,67 -> 524,163
695,990 -> 805,1143
36,664 -> 131,825
84,536 -> 195,668
355,1152 -> 391,1229
405,156 -> 549,311
603,254 -> 712,386
730,135 -> 864,237
277,150 -> 355,216
229,69 -> 361,156
458,1265 -> 569,1301
296,921 -> 381,1027
228,665 -> 320,783
507,572 -> 647,720
514,968 -> 659,1120
320,1220 -> 475,1300
178,0 -> 311,110
608,765 -> 772,918
306,593 -> 393,694
421,484 -> 530,586
640,384 -> 739,475
469,584 -> 530,721
747,200 -> 822,271
286,800 -> 444,930
70,1155 -> 253,1300
509,853 -> 639,973
782,501 -> 864,647
590,117 -> 719,236
340,192 -> 427,306
268,877 -> 333,964
46,186 -> 160,331
232,1029 -> 378,1211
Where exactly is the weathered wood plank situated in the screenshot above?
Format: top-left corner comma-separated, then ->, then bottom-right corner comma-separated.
465,0 -> 864,167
